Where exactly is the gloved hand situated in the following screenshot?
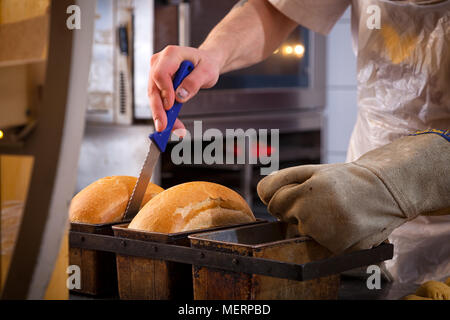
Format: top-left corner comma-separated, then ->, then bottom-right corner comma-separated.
257,133 -> 450,254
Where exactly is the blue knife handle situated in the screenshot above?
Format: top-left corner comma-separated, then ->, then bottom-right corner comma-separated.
149,60 -> 194,152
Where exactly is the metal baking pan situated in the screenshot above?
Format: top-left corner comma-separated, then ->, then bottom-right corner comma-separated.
189,221 -> 336,299
111,219 -> 266,300
69,221 -> 393,299
68,220 -> 130,296
188,222 -> 393,282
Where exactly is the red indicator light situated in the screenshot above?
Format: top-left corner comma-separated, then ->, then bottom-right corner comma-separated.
251,143 -> 274,157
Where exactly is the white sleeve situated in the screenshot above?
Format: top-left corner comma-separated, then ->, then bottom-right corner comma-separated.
268,0 -> 351,35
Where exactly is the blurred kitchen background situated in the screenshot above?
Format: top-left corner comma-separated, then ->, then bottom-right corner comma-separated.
77,0 -> 357,217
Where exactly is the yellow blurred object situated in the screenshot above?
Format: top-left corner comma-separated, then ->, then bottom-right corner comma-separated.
44,231 -> 69,300
0,155 -> 33,291
1,155 -> 68,299
445,277 -> 450,287
0,65 -> 29,128
380,24 -> 417,64
0,130 -> 3,139
1,201 -> 24,291
0,0 -> 49,67
0,0 -> 50,24
403,294 -> 432,300
0,155 -> 34,203
415,280 -> 450,300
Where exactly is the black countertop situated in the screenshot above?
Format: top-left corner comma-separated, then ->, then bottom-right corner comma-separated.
338,276 -> 418,300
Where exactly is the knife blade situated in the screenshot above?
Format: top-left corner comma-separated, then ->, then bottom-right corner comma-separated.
123,60 -> 194,221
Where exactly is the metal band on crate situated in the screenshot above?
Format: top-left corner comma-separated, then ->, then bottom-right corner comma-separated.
69,231 -> 393,282
410,129 -> 450,142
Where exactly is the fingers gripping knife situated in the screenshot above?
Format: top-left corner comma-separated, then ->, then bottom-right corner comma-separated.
123,61 -> 194,220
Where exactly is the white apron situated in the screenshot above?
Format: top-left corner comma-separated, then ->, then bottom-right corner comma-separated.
348,0 -> 450,283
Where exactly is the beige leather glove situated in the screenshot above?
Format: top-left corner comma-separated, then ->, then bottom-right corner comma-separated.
257,133 -> 450,254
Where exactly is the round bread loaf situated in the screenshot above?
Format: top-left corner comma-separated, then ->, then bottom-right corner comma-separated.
69,176 -> 164,224
128,181 -> 256,233
415,280 -> 450,300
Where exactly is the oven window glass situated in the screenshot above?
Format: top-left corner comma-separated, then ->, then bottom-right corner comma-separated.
214,27 -> 309,89
190,0 -> 310,89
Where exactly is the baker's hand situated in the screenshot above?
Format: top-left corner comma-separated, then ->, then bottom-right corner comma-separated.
148,46 -> 222,133
257,133 -> 450,254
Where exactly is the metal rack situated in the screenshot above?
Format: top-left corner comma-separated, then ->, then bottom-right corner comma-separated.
69,228 -> 393,282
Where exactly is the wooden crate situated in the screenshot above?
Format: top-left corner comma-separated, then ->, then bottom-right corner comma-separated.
69,221 -> 127,296
112,220 -> 266,300
189,222 -> 340,300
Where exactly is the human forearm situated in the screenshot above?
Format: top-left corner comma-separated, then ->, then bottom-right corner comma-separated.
200,0 -> 297,73
148,0 -> 297,132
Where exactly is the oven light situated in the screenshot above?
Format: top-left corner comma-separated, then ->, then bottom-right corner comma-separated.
281,44 -> 304,58
0,130 -> 4,140
294,44 -> 305,57
283,45 -> 293,55
251,143 -> 274,157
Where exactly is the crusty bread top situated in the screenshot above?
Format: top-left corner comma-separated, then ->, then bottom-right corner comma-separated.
69,176 -> 164,224
128,181 -> 255,233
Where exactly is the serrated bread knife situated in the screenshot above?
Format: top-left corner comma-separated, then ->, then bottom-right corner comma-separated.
123,60 -> 194,221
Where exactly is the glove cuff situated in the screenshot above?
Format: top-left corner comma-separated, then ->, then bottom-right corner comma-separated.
354,133 -> 450,219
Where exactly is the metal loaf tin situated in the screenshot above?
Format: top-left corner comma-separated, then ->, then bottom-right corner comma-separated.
189,222 -> 341,300
69,221 -> 130,296
112,219 -> 266,300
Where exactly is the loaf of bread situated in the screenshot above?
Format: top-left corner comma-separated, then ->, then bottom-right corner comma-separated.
415,280 -> 450,300
69,176 -> 164,224
445,277 -> 450,287
128,181 -> 256,233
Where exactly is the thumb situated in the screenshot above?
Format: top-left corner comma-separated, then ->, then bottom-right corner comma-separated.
257,165 -> 323,205
175,65 -> 218,102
